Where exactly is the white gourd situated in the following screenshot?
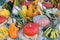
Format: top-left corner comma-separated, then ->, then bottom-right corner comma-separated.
12,6 -> 21,15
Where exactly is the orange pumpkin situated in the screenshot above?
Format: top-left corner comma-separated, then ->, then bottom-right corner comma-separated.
23,22 -> 39,36
8,23 -> 19,39
58,2 -> 60,9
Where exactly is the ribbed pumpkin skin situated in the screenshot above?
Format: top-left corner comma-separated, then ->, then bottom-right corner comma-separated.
23,22 -> 39,36
33,15 -> 50,27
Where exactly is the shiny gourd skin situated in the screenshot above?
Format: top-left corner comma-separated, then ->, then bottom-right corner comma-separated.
23,22 -> 39,36
26,4 -> 33,18
8,23 -> 19,39
0,9 -> 10,19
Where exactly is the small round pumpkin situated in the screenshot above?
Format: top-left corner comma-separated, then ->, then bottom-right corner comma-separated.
23,22 -> 39,36
33,15 -> 50,27
58,2 -> 60,9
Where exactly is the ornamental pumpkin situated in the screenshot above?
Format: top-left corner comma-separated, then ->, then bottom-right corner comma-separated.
58,2 -> 60,9
23,22 -> 39,39
33,15 -> 50,27
0,15 -> 7,25
43,2 -> 53,8
8,23 -> 19,39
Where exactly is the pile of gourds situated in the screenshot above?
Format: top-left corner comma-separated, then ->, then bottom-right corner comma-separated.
0,0 -> 60,40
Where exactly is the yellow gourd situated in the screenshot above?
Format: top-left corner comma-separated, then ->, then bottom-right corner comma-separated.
0,26 -> 8,39
8,23 -> 19,39
0,9 -> 10,19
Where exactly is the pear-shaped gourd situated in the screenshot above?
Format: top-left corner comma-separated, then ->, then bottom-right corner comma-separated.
26,4 -> 33,18
8,23 -> 19,39
20,5 -> 27,17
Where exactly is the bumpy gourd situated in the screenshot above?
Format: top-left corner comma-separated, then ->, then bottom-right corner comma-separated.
0,26 -> 8,40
